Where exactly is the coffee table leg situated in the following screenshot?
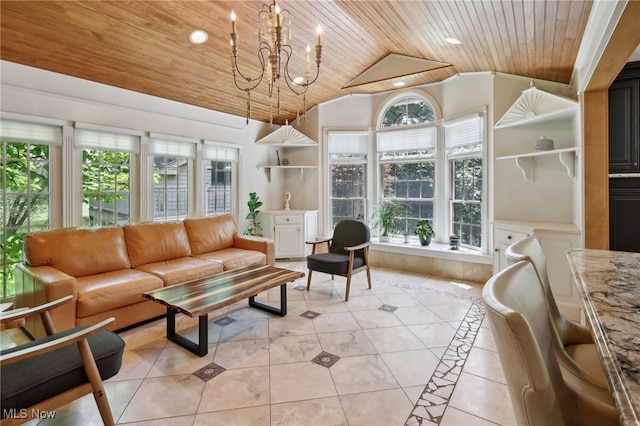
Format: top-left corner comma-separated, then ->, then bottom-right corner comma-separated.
166,309 -> 209,357
248,283 -> 287,316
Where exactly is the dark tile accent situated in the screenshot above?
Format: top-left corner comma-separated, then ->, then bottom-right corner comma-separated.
193,362 -> 226,382
300,310 -> 321,319
311,351 -> 341,368
213,316 -> 236,327
379,304 -> 398,313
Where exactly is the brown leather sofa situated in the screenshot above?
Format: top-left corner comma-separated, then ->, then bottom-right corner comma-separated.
14,215 -> 275,338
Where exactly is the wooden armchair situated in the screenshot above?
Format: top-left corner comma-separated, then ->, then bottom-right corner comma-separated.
0,296 -> 125,426
306,220 -> 372,301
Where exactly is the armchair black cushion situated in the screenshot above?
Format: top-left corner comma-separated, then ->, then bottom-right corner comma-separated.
306,220 -> 372,301
1,326 -> 125,413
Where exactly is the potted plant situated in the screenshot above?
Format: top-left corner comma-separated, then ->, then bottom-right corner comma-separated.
414,219 -> 435,246
371,202 -> 404,242
243,192 -> 263,237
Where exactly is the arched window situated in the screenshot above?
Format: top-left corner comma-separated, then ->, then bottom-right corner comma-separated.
381,96 -> 435,128
376,95 -> 438,240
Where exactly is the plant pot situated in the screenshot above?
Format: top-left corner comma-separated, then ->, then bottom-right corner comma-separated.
379,235 -> 391,242
418,235 -> 431,246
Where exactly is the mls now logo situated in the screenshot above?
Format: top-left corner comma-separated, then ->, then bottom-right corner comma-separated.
3,408 -> 56,420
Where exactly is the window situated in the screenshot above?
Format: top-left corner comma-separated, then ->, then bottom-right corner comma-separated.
328,131 -> 368,227
149,135 -> 197,221
377,96 -> 436,236
203,144 -> 238,216
75,127 -> 139,227
445,114 -> 484,249
1,119 -> 62,299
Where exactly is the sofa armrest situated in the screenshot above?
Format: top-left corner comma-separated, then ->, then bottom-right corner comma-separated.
233,235 -> 276,266
14,264 -> 78,337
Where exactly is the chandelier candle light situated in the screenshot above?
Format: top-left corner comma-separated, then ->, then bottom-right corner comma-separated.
230,1 -> 322,125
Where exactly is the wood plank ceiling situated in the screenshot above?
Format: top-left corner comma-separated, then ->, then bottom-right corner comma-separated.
0,1 -> 593,125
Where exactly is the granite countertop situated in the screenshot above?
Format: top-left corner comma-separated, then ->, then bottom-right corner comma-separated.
567,249 -> 640,426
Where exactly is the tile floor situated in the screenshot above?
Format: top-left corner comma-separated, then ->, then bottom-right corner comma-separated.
1,261 -> 516,426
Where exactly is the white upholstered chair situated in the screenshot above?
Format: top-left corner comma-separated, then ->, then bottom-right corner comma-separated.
482,261 -> 619,425
504,236 -> 612,403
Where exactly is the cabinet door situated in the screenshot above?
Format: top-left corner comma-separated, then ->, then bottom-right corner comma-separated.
275,225 -> 302,258
609,178 -> 640,252
609,78 -> 640,173
493,227 -> 530,273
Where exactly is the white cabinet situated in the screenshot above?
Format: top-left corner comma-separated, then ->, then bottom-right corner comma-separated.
262,210 -> 318,259
493,220 -> 582,320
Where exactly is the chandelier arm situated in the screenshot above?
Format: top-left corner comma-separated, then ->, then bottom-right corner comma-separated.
232,43 -> 271,92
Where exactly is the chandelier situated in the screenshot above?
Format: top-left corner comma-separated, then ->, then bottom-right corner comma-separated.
230,1 -> 322,125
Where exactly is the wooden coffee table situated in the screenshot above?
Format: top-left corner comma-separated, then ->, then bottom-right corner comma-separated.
143,264 -> 304,356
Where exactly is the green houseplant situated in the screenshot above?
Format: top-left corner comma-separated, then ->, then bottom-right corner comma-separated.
243,192 -> 263,237
371,202 -> 404,242
414,219 -> 435,246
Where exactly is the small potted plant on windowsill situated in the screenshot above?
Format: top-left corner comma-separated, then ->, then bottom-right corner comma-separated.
414,219 -> 435,246
371,202 -> 403,242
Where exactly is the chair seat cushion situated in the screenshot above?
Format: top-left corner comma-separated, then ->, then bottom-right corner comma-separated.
307,253 -> 365,276
1,326 -> 125,415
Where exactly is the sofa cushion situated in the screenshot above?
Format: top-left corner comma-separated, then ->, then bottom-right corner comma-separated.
197,248 -> 266,271
23,227 -> 130,277
76,269 -> 164,318
136,257 -> 224,286
124,221 -> 191,267
184,215 -> 237,256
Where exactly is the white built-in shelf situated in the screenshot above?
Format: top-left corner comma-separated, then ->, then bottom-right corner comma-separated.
259,165 -> 317,183
496,147 -> 579,182
494,87 -> 578,129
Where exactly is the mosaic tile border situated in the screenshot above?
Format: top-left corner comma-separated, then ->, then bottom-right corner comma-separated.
405,300 -> 485,425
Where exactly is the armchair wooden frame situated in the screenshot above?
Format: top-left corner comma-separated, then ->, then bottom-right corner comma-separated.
306,237 -> 372,301
0,296 -> 118,426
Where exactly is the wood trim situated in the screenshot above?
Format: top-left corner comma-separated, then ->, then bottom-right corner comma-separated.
583,90 -> 609,249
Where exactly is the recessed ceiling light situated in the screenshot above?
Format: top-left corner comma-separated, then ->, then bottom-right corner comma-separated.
190,30 -> 208,44
445,37 -> 462,45
392,80 -> 406,87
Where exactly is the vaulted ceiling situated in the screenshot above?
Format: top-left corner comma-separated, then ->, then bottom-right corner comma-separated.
0,1 -> 593,125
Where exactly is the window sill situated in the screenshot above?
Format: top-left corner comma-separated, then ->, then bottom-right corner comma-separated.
370,238 -> 493,265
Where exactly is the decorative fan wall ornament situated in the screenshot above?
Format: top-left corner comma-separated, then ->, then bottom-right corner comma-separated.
495,86 -> 578,129
255,124 -> 317,145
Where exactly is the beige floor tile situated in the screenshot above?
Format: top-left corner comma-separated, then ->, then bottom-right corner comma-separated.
226,304 -> 271,320
305,298 -> 349,313
394,305 -> 445,325
363,326 -> 425,353
269,334 -> 323,364
198,366 -> 270,412
119,375 -> 206,423
331,354 -> 399,395
381,348 -> 440,387
340,388 -> 414,426
219,318 -> 269,342
376,292 -> 423,307
312,311 -> 361,334
317,329 -> 377,357
118,415 -> 196,426
269,314 -> 317,338
271,397 -> 348,426
270,361 -> 337,404
111,348 -> 162,381
213,338 -> 270,369
423,302 -> 470,321
448,372 -> 516,425
344,295 -> 384,311
471,324 -> 498,352
441,406 -> 499,426
462,346 -> 506,384
146,345 -> 215,377
351,308 -> 405,329
194,406 -> 270,426
119,321 -> 168,351
407,322 -> 457,348
403,385 -> 427,404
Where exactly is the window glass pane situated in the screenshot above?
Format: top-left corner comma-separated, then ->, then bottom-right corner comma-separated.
153,155 -> 189,221
450,157 -> 482,248
82,149 -> 131,227
206,161 -> 233,215
330,163 -> 366,226
382,97 -> 435,128
1,141 -> 51,299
